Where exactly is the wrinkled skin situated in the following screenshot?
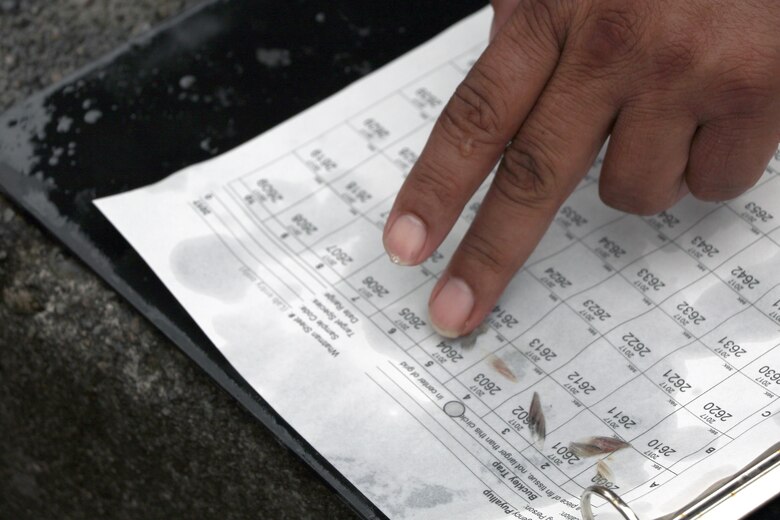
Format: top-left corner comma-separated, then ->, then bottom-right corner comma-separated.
383,0 -> 780,337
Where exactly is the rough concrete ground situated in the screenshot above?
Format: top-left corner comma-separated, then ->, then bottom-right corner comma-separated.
0,1 -> 358,518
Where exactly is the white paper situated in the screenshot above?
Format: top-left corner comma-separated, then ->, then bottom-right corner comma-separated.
95,7 -> 780,519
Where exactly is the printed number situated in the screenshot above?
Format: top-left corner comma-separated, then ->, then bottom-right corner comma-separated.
621,332 -> 650,357
690,236 -> 719,258
758,366 -> 780,384
582,299 -> 611,322
636,268 -> 665,291
676,301 -> 706,325
730,266 -> 760,289
662,370 -> 692,392
491,305 -> 519,328
716,336 -> 746,357
398,308 -> 426,330
362,276 -> 389,298
560,206 -> 588,227
473,374 -> 502,396
567,371 -> 596,395
435,341 -> 463,363
528,338 -> 557,362
647,439 -> 676,456
325,245 -> 353,266
550,442 -> 581,465
702,402 -> 733,422
606,407 -> 637,429
744,202 -> 774,223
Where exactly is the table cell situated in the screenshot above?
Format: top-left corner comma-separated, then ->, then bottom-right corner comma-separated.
494,377 -> 584,447
677,206 -> 761,270
583,216 -> 667,271
514,304 -> 600,373
687,373 -> 775,434
528,242 -> 614,301
591,376 -> 680,437
743,345 -> 780,394
239,154 -> 325,214
309,217 -> 383,276
714,237 -> 780,302
330,154 -> 404,211
660,273 -> 749,336
700,306 -> 780,369
455,345 -> 545,409
346,257 -> 432,311
276,187 -> 358,248
622,242 -> 708,303
400,64 -> 463,119
492,271 -> 560,340
632,409 -> 720,466
295,123 -> 376,178
381,278 -> 436,344
646,342 -> 733,405
605,307 -> 691,371
348,94 -> 428,150
552,338 -> 637,406
573,448 -> 665,495
417,333 -> 495,378
572,275 -> 654,334
537,411 -> 618,478
728,174 -> 780,234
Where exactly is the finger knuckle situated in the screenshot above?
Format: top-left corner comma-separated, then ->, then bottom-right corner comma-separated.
714,65 -> 775,117
409,161 -> 463,210
577,4 -> 644,68
494,142 -> 558,210
440,66 -> 506,146
651,34 -> 700,81
514,0 -> 574,49
459,230 -> 508,276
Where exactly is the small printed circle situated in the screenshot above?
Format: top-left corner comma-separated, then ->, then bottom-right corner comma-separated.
443,400 -> 466,418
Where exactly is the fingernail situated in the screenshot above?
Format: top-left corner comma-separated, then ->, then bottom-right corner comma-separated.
429,277 -> 474,338
384,214 -> 427,266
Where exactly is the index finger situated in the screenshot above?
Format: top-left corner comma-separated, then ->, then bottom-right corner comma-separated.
382,1 -> 567,267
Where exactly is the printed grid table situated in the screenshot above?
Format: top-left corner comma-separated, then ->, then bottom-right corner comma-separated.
186,42 -> 780,513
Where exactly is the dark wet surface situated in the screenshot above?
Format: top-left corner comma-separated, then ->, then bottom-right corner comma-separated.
0,1 -> 485,518
1,0 -> 778,518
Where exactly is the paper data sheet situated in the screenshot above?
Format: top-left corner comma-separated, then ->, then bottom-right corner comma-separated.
96,8 -> 780,519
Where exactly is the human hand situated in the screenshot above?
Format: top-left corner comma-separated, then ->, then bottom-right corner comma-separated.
383,0 -> 780,337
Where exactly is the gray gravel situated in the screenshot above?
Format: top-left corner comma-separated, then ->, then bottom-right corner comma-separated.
0,1 -> 358,518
